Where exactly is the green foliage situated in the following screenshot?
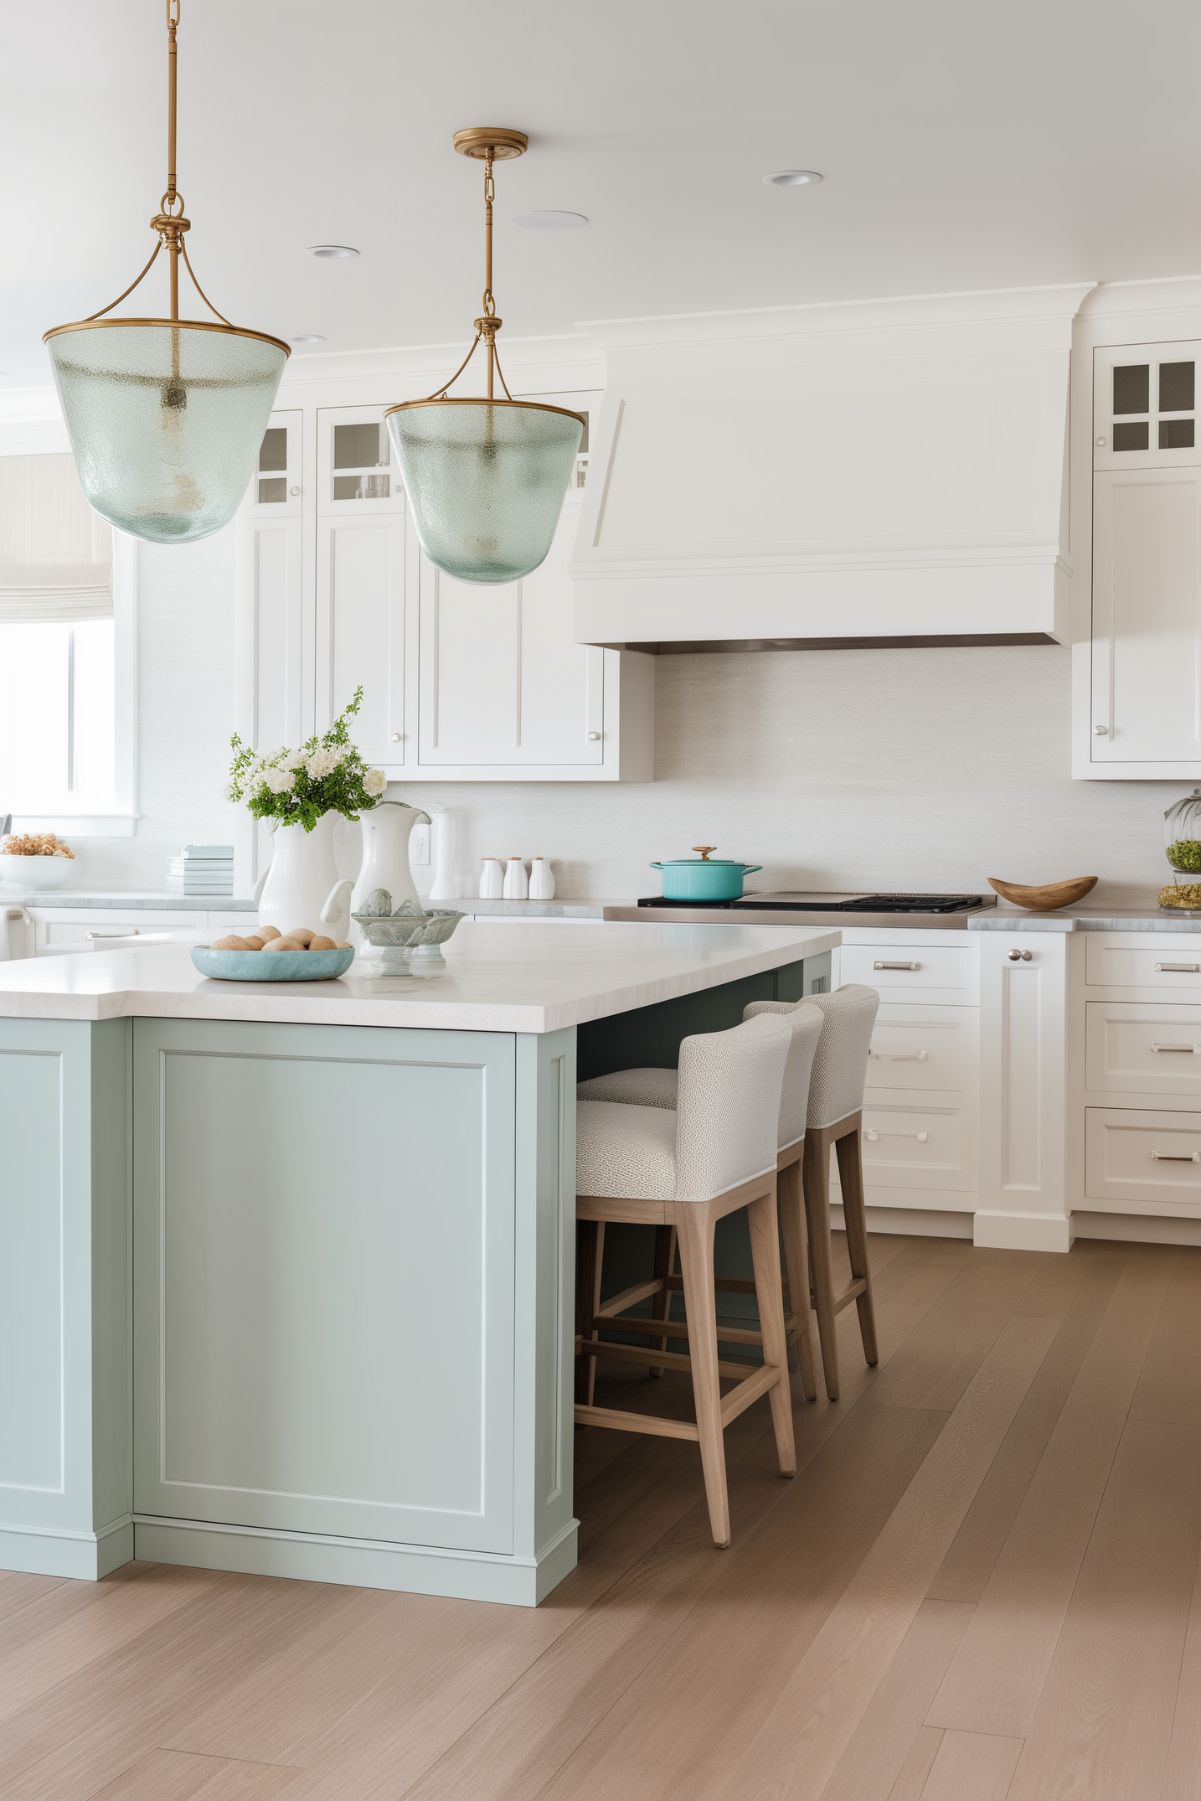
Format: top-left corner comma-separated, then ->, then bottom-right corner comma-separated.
227,687 -> 385,831
1168,839 -> 1201,873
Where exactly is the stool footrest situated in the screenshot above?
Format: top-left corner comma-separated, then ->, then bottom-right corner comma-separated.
574,1403 -> 700,1442
720,1363 -> 782,1427
582,1336 -> 749,1381
833,1277 -> 868,1316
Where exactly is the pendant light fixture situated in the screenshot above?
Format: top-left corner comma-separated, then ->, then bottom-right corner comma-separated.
386,129 -> 584,585
43,0 -> 289,546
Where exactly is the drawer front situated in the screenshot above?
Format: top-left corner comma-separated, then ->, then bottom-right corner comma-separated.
867,1005 -> 977,1094
858,1098 -> 976,1192
1085,1107 -> 1201,1212
32,910 -> 206,954
1085,936 -> 1201,991
840,942 -> 978,1002
1085,1002 -> 1201,1098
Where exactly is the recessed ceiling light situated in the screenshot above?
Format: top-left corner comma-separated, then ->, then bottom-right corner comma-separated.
761,169 -> 824,188
307,244 -> 360,259
512,209 -> 589,231
289,334 -> 326,346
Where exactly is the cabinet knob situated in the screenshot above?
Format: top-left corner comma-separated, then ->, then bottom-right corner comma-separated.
587,731 -> 601,742
1007,947 -> 1033,961
1094,724 -> 1109,736
289,485 -> 301,496
390,732 -> 402,744
1095,435 -> 1108,447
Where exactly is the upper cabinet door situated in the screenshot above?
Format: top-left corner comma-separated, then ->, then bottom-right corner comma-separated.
1094,343 -> 1201,471
316,406 -> 405,515
1092,466 -> 1201,763
247,410 -> 303,517
417,496 -> 605,770
315,512 -> 407,774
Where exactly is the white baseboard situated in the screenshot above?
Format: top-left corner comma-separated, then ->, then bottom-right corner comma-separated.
1074,1211 -> 1201,1248
0,1516 -> 133,1580
832,1202 -> 973,1240
973,1210 -> 1075,1253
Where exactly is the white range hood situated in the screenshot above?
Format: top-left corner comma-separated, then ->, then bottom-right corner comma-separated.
571,285 -> 1093,650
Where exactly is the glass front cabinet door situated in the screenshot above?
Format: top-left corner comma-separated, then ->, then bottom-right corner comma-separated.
1094,342 -> 1201,471
317,406 -> 406,514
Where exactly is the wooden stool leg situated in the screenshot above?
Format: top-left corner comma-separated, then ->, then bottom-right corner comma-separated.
803,1128 -> 841,1402
836,1127 -> 878,1367
747,1187 -> 797,1478
778,1160 -> 818,1404
649,1223 -> 676,1379
675,1204 -> 731,1548
575,1220 -> 600,1406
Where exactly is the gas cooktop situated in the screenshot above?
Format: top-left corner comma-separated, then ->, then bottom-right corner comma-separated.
635,891 -> 993,915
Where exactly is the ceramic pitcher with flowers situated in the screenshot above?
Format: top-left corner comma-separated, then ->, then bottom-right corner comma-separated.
227,686 -> 388,943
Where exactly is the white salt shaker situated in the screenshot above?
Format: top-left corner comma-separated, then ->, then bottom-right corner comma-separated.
502,856 -> 529,900
479,856 -> 503,900
529,857 -> 555,900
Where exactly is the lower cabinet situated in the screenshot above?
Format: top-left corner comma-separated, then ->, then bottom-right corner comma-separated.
977,934 -> 1071,1251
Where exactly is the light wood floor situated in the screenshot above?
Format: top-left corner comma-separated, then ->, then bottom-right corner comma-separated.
5,1232 -> 1201,1799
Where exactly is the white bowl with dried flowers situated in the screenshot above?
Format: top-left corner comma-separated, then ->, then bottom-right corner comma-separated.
0,832 -> 75,888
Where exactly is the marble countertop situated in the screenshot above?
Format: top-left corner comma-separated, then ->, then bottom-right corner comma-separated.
967,904 -> 1201,933
0,920 -> 840,1034
0,890 -> 257,911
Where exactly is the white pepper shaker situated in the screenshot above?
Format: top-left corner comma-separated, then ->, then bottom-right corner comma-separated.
502,856 -> 529,900
478,857 -> 503,900
529,857 -> 555,900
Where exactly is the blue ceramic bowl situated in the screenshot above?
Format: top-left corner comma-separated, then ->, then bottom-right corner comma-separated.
191,945 -> 355,983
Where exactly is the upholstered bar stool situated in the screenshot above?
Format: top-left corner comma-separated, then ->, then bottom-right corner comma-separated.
575,1014 -> 796,1547
579,1002 -> 825,1401
747,985 -> 880,1402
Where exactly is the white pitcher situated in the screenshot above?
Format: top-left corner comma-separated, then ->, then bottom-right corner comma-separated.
255,811 -> 354,941
350,800 -> 429,930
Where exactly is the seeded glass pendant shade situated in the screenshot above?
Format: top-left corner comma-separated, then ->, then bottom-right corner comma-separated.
43,1 -> 288,546
386,128 -> 584,585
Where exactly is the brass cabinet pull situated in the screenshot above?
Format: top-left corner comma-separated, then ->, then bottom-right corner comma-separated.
1151,1043 -> 1199,1054
869,1048 -> 929,1062
1156,962 -> 1201,973
873,960 -> 921,971
1152,1150 -> 1201,1162
866,1127 -> 930,1143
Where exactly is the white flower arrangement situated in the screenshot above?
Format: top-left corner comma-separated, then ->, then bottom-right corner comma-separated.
227,687 -> 386,831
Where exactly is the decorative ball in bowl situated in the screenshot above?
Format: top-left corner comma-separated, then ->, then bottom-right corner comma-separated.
191,924 -> 354,983
352,890 -> 464,974
987,875 -> 1098,912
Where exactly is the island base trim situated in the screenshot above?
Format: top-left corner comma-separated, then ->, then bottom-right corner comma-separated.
130,1514 -> 579,1608
0,1516 -> 133,1580
972,1209 -> 1075,1253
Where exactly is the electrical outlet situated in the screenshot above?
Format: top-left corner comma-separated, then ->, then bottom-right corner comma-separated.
410,821 -> 431,866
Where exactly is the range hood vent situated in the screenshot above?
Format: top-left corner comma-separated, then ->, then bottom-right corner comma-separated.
571,285 -> 1092,650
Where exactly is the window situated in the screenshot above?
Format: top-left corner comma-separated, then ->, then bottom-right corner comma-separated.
0,453 -> 136,832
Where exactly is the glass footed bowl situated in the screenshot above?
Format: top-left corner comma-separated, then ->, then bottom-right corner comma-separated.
352,906 -> 464,974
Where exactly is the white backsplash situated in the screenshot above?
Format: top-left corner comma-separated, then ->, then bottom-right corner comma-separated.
78,557 -> 1186,910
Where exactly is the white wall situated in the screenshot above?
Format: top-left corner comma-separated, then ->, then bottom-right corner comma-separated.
85,591 -> 1184,907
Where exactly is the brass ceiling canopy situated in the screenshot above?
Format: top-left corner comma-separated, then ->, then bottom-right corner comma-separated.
385,126 -> 585,585
42,0 -> 289,545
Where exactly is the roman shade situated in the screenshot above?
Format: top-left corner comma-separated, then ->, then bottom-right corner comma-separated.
0,452 -> 113,623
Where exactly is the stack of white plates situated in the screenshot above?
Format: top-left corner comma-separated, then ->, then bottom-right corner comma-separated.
166,844 -> 234,897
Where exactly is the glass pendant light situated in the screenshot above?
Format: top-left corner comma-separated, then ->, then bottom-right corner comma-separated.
386,129 -> 584,585
43,1 -> 289,546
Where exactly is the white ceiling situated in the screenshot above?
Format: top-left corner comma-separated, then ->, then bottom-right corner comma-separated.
4,0 -> 1201,385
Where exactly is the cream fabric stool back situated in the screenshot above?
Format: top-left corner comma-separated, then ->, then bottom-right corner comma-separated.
749,984 -> 881,1401
575,1014 -> 797,1547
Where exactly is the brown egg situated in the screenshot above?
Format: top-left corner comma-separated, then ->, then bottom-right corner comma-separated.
241,935 -> 265,951
264,936 -> 302,953
308,934 -> 337,951
334,941 -> 352,950
288,927 -> 315,947
257,924 -> 282,942
212,934 -> 250,950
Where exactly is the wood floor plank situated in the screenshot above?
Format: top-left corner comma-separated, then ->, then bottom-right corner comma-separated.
927,1252 -> 1124,1603
86,1747 -> 299,1800
819,1600 -> 974,1801
1159,1524 -> 1201,1799
0,1570 -> 66,1622
1005,1419 -> 1201,1801
887,1728 -> 945,1801
918,1729 -> 1022,1800
1130,1312 -> 1201,1428
864,1253 -> 1044,1414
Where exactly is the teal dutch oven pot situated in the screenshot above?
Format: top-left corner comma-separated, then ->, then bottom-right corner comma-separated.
651,845 -> 763,902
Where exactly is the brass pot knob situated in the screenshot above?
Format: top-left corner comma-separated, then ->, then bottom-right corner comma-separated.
691,845 -> 717,861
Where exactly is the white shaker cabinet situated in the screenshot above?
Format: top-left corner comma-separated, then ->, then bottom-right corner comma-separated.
976,933 -> 1072,1251
237,390 -> 652,801
414,495 -> 652,780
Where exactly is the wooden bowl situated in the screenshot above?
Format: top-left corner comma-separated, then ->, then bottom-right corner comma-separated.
987,875 -> 1098,912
